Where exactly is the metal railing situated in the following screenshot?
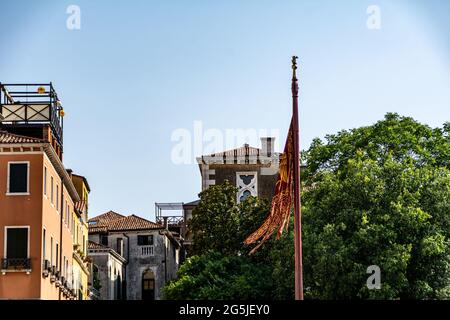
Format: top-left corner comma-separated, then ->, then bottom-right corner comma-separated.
1,258 -> 31,271
0,83 -> 64,145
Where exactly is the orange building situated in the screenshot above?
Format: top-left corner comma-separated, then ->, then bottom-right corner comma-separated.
0,83 -> 82,299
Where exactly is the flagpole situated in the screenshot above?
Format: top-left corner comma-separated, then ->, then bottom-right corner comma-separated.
291,56 -> 304,300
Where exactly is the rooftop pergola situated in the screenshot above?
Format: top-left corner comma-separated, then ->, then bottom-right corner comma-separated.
0,83 -> 65,145
155,202 -> 184,226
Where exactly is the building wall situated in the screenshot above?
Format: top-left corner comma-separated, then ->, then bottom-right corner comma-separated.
88,251 -> 124,300
208,164 -> 278,200
72,216 -> 89,299
109,230 -> 178,300
0,151 -> 76,300
41,153 -> 74,300
0,153 -> 44,299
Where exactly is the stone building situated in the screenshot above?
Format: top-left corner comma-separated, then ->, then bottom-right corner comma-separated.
88,211 -> 181,300
88,240 -> 125,300
196,137 -> 281,202
178,138 -> 281,254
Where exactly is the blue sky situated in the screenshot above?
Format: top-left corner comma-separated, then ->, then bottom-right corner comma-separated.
1,0 -> 449,221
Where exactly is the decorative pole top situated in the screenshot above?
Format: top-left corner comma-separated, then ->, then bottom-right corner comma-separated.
292,56 -> 298,79
291,56 -> 299,96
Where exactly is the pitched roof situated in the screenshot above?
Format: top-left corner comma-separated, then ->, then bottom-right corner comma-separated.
197,143 -> 281,165
88,210 -> 125,233
108,214 -> 162,231
88,211 -> 162,233
203,144 -> 262,158
0,130 -> 45,144
89,210 -> 125,225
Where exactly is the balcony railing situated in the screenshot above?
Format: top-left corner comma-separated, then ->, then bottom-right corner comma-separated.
141,245 -> 154,256
1,258 -> 32,272
0,83 -> 64,145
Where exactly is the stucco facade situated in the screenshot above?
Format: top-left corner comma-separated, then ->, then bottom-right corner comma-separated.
0,138 -> 80,299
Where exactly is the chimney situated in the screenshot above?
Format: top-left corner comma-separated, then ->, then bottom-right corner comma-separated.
260,137 -> 275,157
163,217 -> 169,230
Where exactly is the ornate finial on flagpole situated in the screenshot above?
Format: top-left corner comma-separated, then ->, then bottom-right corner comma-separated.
292,56 -> 298,79
291,56 -> 299,96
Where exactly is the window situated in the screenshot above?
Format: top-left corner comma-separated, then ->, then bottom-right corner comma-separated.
117,238 -> 123,256
51,176 -> 54,204
64,257 -> 68,279
56,185 -> 59,212
7,162 -> 29,194
236,172 -> 258,202
5,227 -> 29,259
50,236 -> 54,266
43,229 -> 46,260
55,243 -> 59,270
89,221 -> 98,226
44,167 -> 47,196
66,203 -> 70,226
101,235 -> 108,246
137,235 -> 154,246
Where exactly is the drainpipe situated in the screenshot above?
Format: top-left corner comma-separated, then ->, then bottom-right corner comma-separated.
122,233 -> 129,300
163,217 -> 168,284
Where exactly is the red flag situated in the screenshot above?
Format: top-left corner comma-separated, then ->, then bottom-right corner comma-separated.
245,57 -> 304,300
244,119 -> 295,254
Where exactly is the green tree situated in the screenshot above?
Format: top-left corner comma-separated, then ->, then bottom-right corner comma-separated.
190,180 -> 271,257
165,114 -> 449,300
164,181 -> 275,299
162,251 -> 274,300
301,114 -> 450,299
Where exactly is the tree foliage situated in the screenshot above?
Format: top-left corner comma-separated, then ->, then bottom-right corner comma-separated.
190,181 -> 271,258
301,113 -> 450,299
162,251 -> 274,300
164,114 -> 449,300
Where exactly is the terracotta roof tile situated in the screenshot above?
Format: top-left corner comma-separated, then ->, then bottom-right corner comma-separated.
88,211 -> 125,233
89,210 -> 124,225
88,240 -> 108,250
0,130 -> 45,144
88,211 -> 162,232
89,225 -> 108,233
108,214 -> 162,231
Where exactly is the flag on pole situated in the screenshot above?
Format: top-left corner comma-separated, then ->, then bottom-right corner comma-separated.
244,119 -> 295,254
244,56 -> 304,300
